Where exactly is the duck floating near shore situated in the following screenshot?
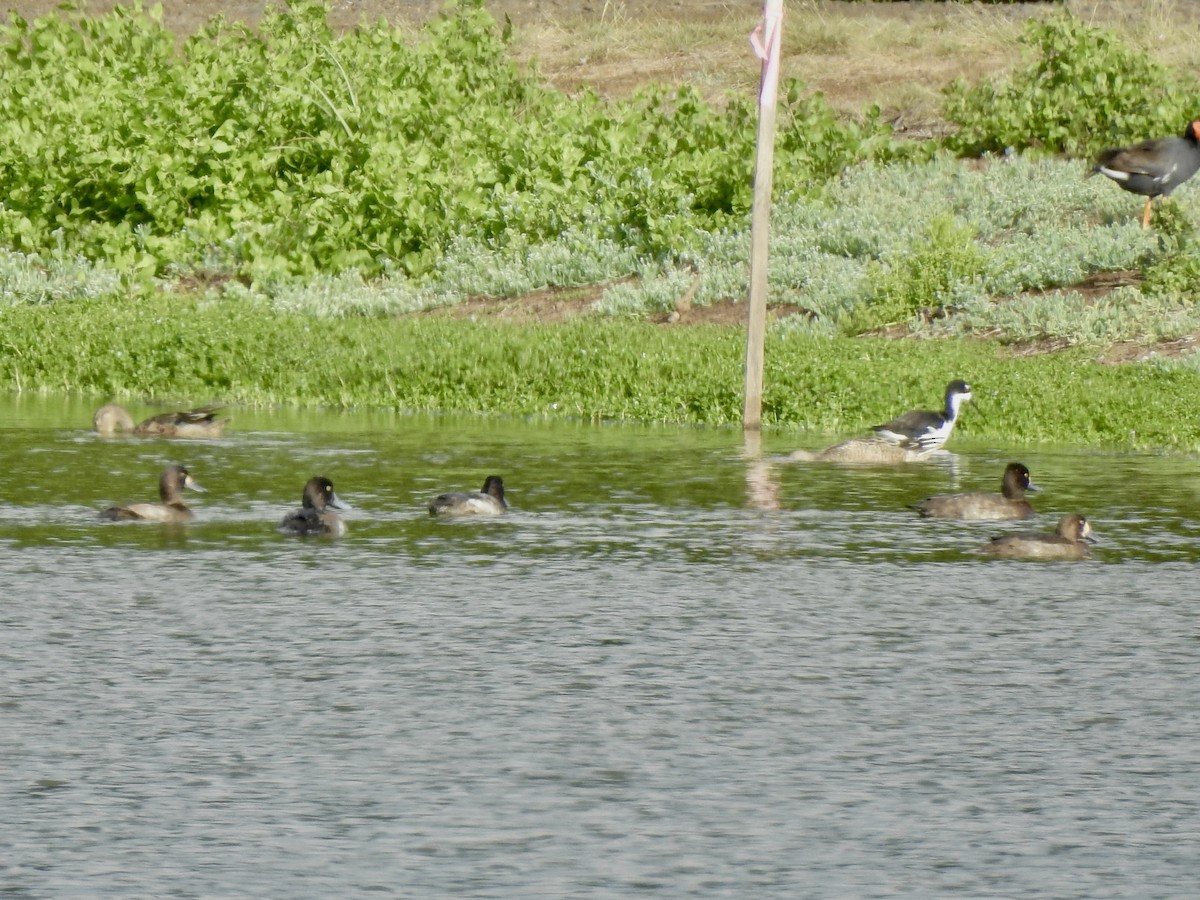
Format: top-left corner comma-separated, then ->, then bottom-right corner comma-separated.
975,513 -> 1094,560
93,404 -> 229,438
278,476 -> 348,537
789,436 -> 936,465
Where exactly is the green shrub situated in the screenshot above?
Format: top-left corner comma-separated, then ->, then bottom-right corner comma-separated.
1140,203 -> 1200,299
841,213 -> 985,334
0,0 -> 905,284
943,12 -> 1196,157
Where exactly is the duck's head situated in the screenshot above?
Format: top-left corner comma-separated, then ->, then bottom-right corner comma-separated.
160,465 -> 205,502
481,475 -> 507,507
302,476 -> 346,511
1002,462 -> 1039,496
1057,513 -> 1094,543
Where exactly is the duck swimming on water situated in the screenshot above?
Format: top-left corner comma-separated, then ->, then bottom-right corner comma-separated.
975,514 -> 1094,560
278,476 -> 348,537
914,462 -> 1039,520
93,404 -> 228,438
99,465 -> 206,523
428,476 -> 507,517
789,436 -> 935,465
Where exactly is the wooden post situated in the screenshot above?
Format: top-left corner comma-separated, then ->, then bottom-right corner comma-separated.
743,0 -> 783,431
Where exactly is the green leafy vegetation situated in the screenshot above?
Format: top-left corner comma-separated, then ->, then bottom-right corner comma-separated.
2,3 -> 1200,452
943,12 -> 1198,158
0,0 -> 904,283
843,213 -> 985,335
519,154 -> 1167,342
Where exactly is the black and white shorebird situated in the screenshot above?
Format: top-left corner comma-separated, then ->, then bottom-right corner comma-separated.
873,380 -> 972,452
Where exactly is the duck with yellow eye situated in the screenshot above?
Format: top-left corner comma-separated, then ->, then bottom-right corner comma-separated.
278,476 -> 348,537
100,465 -> 206,523
93,404 -> 228,438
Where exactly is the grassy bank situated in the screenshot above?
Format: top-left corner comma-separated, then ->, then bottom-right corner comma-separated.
4,293 -> 1200,450
4,2 -> 1200,451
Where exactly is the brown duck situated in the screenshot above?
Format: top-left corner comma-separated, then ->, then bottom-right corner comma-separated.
100,465 -> 206,523
278,476 -> 348,537
975,514 -> 1094,561
914,462 -> 1039,520
93,404 -> 228,438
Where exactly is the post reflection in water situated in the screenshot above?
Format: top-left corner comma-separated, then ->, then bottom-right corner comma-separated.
743,428 -> 781,511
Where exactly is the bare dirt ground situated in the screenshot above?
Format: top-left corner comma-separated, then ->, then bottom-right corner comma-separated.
12,2 -> 1191,124
1,1 -> 1027,116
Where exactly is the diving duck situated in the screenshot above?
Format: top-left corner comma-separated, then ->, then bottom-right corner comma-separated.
100,465 -> 206,523
914,462 -> 1039,520
93,403 -> 229,438
976,513 -> 1094,560
428,476 -> 507,517
278,476 -> 348,537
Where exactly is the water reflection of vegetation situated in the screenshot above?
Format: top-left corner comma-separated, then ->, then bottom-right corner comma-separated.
3,398 -> 1200,566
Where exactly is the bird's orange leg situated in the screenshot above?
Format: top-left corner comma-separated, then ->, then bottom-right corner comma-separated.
1142,196 -> 1153,230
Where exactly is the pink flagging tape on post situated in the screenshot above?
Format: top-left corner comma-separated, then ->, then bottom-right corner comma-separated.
749,11 -> 779,63
749,0 -> 783,105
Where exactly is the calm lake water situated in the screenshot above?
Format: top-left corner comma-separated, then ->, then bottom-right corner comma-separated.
2,395 -> 1199,898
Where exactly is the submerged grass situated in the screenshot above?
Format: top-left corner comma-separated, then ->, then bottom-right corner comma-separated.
4,293 -> 1200,450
